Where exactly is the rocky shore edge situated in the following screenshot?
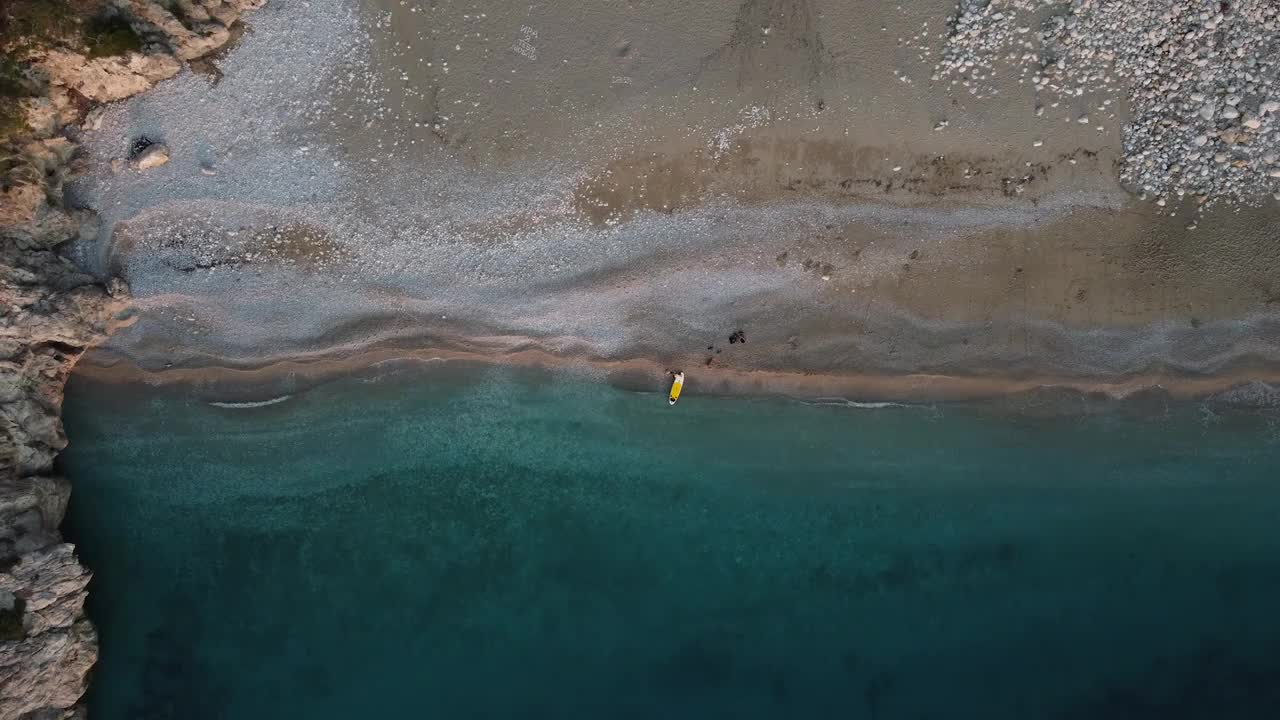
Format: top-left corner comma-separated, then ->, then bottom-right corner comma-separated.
1,2 -> 262,717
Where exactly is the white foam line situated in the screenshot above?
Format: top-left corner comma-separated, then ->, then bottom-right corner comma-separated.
807,397 -> 910,409
208,395 -> 293,408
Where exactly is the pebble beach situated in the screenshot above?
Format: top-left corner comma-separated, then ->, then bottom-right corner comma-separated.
67,0 -> 1280,396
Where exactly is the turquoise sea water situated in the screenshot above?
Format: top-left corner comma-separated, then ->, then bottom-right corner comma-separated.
60,363 -> 1280,719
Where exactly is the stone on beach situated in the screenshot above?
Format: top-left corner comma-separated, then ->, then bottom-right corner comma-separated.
129,143 -> 170,170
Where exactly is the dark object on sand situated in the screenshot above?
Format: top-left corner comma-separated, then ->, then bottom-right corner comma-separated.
130,136 -> 154,156
729,330 -> 746,344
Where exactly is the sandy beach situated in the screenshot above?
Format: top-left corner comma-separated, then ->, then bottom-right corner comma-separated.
66,0 -> 1280,399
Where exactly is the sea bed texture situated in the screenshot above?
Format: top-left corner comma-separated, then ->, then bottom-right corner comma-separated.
932,0 -> 1280,207
0,2 -> 263,717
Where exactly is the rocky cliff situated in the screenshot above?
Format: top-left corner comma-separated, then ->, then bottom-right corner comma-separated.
1,2 -> 262,717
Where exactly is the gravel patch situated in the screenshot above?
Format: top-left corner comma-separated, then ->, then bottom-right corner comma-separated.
929,0 -> 1280,208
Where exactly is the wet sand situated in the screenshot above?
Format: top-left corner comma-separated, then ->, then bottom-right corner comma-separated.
65,0 -> 1280,397
75,340 -> 1280,412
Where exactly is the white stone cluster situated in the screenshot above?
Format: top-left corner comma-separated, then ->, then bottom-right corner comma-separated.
933,0 -> 1280,206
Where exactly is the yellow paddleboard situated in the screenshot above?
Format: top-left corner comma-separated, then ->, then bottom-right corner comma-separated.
668,371 -> 685,405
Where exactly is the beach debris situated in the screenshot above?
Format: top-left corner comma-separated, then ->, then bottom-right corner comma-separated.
729,330 -> 746,344
929,0 -> 1280,206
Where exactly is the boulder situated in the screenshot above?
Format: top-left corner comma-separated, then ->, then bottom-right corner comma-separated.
130,142 -> 170,170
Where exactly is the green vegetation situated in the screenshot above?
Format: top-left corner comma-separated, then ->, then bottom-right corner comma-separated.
0,107 -> 28,141
85,14 -> 142,58
0,52 -> 30,94
0,54 -> 33,140
0,1 -> 145,141
1,146 -> 43,192
2,0 -> 145,57
1,1 -> 85,141
0,597 -> 26,642
0,0 -> 85,54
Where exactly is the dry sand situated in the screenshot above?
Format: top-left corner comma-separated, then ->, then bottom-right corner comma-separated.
67,0 -> 1280,401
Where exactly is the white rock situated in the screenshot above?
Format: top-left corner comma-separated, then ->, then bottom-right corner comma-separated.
129,144 -> 170,171
1242,117 -> 1262,129
80,108 -> 104,132
1221,106 -> 1240,119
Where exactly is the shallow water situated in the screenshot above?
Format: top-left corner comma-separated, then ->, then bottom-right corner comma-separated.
61,364 -> 1280,719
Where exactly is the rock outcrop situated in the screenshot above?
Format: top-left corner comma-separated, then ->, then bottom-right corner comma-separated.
38,48 -> 181,104
0,546 -> 97,720
0,138 -> 124,720
1,1 -> 263,716
19,1 -> 266,132
119,0 -> 265,61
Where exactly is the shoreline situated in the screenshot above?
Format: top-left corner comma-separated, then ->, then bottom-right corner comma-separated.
73,340 -> 1280,407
